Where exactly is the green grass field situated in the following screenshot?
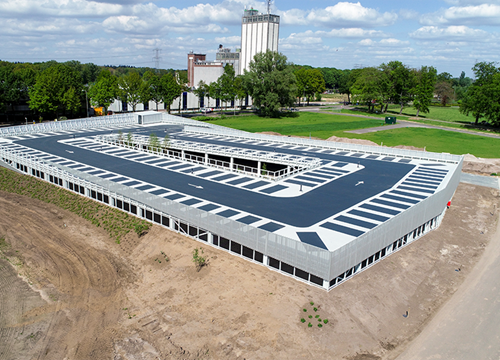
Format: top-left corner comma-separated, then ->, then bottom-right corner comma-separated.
206,111 -> 500,158
206,112 -> 386,139
339,104 -> 484,124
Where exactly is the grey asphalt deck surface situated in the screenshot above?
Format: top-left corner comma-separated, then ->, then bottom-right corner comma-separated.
397,217 -> 500,360
17,125 -> 415,228
460,172 -> 500,189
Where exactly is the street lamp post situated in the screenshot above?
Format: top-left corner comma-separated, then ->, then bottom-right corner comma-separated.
84,86 -> 89,118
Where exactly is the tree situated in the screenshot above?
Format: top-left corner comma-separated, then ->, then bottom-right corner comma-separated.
242,50 -> 297,117
460,62 -> 499,125
62,86 -> 81,115
159,73 -> 181,114
435,81 -> 454,106
453,71 -> 472,102
295,68 -> 308,106
295,68 -> 326,106
0,62 -> 21,113
234,76 -> 246,111
143,71 -> 163,110
218,64 -> 236,114
118,72 -> 144,112
338,70 -> 351,103
162,133 -> 170,149
350,67 -> 383,112
148,132 -> 160,151
88,69 -> 119,115
486,73 -> 500,125
413,66 -> 437,117
28,63 -> 83,118
126,132 -> 133,147
176,72 -> 189,114
193,80 -> 207,110
379,61 -> 415,114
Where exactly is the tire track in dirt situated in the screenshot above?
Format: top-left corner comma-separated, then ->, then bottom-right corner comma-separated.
0,191 -> 128,359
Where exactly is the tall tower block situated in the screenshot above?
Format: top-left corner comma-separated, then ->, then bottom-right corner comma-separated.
239,8 -> 280,75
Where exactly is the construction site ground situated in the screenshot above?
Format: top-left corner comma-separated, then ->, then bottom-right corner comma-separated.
0,180 -> 498,360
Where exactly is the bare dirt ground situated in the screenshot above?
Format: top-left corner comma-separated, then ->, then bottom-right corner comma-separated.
0,183 -> 498,360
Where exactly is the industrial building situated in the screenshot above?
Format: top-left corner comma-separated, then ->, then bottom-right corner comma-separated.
108,4 -> 280,113
0,112 -> 462,290
239,8 -> 280,75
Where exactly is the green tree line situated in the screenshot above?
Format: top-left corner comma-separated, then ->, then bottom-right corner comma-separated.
1,57 -> 499,123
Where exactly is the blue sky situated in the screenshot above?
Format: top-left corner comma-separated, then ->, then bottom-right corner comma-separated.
1,0 -> 499,77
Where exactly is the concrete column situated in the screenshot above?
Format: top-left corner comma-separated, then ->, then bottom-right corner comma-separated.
181,150 -> 185,160
230,157 -> 234,171
208,233 -> 213,245
287,165 -> 291,175
322,279 -> 329,290
263,255 -> 269,266
205,153 -> 209,165
257,161 -> 261,176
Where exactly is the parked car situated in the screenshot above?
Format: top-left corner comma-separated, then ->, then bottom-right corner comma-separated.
200,107 -> 213,114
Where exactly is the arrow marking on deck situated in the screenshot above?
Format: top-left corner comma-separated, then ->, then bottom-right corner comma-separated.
188,184 -> 203,189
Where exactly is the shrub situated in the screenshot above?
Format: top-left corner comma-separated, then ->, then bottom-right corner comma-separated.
318,324 -> 323,328
323,319 -> 328,324
308,323 -> 312,328
308,315 -> 312,319
301,318 -> 306,323
303,308 -> 307,312
313,307 -> 318,312
192,247 -> 206,272
134,223 -> 150,236
310,301 -> 314,306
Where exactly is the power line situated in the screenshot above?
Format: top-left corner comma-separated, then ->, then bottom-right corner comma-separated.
153,48 -> 162,72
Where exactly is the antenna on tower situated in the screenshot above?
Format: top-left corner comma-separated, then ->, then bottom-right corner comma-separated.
267,0 -> 272,14
153,48 -> 162,72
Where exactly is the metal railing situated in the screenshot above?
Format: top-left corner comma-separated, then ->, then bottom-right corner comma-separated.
0,144 -> 333,280
183,125 -> 463,164
93,134 -> 318,181
0,114 -> 137,138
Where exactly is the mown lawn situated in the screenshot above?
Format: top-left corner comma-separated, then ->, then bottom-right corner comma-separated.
206,112 -> 500,158
340,128 -> 500,158
206,112 -> 386,139
341,104 -> 485,124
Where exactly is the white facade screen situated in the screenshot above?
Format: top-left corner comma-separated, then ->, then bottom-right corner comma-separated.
240,12 -> 280,75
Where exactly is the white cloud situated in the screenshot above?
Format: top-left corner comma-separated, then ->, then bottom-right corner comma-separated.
0,0 -> 123,18
0,18 -> 99,36
305,2 -> 397,28
410,25 -> 493,41
421,4 -> 500,26
284,28 -> 388,41
399,9 -> 419,20
214,36 -> 241,46
443,0 -> 500,4
358,38 -> 410,47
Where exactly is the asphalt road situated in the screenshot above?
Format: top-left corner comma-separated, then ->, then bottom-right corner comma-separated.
17,124 -> 415,228
396,216 -> 500,360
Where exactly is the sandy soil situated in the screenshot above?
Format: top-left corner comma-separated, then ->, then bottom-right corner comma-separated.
0,183 -> 498,360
